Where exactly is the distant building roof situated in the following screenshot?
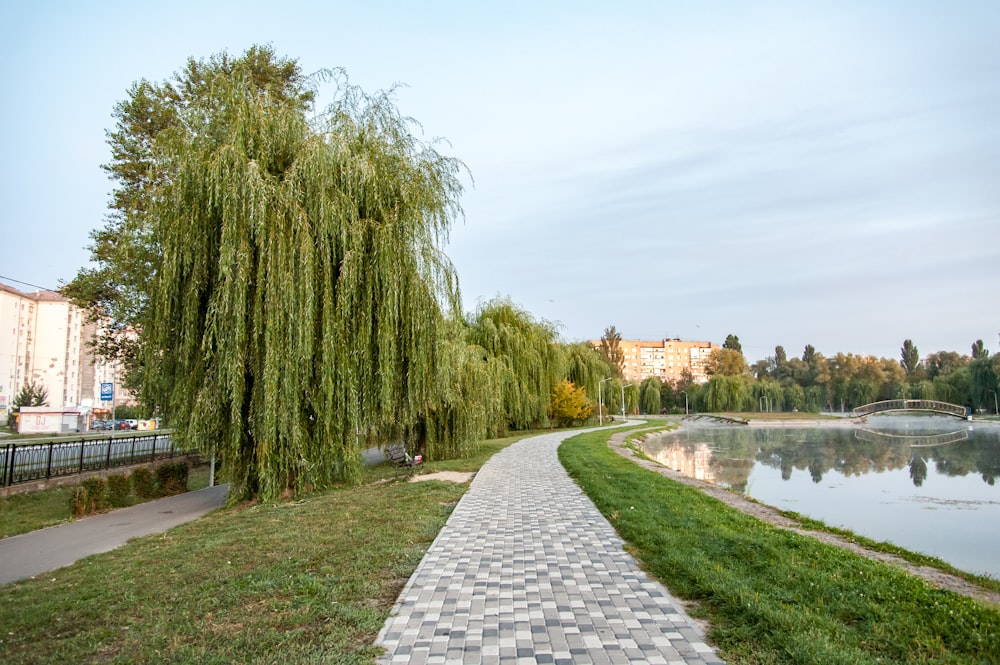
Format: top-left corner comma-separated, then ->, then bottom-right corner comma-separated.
0,282 -> 68,303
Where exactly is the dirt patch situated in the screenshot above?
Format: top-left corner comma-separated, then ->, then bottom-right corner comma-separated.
409,471 -> 475,484
609,430 -> 1000,608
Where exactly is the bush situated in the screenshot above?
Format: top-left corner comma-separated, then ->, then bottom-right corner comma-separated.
80,477 -> 108,514
155,462 -> 188,496
132,467 -> 157,499
70,486 -> 89,518
106,474 -> 132,507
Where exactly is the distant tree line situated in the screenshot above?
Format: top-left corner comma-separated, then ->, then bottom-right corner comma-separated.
693,337 -> 1000,415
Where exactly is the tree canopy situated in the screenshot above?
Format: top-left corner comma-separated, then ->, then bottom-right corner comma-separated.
598,325 -> 624,377
900,339 -> 921,377
70,47 -> 470,501
13,381 -> 48,410
466,297 -> 563,432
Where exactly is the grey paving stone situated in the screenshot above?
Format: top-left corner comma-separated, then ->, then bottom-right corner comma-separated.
375,427 -> 725,664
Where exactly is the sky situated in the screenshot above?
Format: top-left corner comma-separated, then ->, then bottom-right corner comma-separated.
2,1 -> 998,363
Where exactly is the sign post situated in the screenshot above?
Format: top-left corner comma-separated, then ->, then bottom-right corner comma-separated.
100,382 -> 115,429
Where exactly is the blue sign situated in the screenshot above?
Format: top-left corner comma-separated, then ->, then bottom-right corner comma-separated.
100,382 -> 114,402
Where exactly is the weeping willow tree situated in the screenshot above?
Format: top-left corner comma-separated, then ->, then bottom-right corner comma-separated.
140,54 -> 466,501
412,318 -> 505,460
466,297 -> 564,432
639,377 -> 662,415
564,342 -> 615,402
705,374 -> 751,412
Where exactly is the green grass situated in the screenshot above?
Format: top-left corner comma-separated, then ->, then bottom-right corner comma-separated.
559,429 -> 1000,664
0,465 -> 212,539
0,435 -> 529,664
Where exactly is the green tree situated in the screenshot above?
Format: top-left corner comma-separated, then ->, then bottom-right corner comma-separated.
969,358 -> 998,413
108,48 -> 468,501
659,380 -> 676,412
972,339 -> 989,360
705,374 -> 750,412
416,319 -> 503,459
63,45 -> 314,383
564,342 -> 616,402
13,381 -> 48,409
466,297 -> 563,431
900,339 -> 921,377
924,351 -> 966,379
752,378 -> 783,412
639,376 -> 662,414
723,334 -> 742,354
598,325 -> 624,377
706,348 -> 748,377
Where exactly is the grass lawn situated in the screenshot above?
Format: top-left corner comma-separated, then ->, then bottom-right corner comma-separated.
0,434 -> 531,664
559,428 -> 1000,664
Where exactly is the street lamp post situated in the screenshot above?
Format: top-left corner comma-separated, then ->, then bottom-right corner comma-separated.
598,377 -> 612,425
680,390 -> 689,416
621,382 -> 633,418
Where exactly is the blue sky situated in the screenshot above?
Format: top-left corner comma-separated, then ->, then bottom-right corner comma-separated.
2,1 -> 998,362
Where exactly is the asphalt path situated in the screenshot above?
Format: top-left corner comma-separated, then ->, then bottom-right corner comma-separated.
0,483 -> 229,586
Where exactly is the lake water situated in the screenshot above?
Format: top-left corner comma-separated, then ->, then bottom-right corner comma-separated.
640,415 -> 1000,578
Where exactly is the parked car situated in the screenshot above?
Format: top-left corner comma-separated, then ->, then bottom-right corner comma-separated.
91,420 -> 112,431
114,419 -> 136,430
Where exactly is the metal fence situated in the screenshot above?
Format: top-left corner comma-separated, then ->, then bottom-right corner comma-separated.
852,399 -> 970,419
0,431 -> 189,487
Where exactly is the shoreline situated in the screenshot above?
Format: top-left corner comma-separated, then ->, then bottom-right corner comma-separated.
619,421 -> 1000,606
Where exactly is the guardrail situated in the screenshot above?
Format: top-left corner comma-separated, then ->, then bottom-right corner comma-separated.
0,431 -> 191,487
852,399 -> 970,419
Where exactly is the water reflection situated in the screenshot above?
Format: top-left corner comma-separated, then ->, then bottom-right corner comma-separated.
644,419 -> 1000,491
641,416 -> 1000,577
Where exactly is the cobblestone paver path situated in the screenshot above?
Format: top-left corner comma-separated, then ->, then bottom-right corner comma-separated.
375,427 -> 725,664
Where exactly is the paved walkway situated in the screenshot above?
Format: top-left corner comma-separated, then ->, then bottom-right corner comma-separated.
0,484 -> 229,586
375,426 -> 725,664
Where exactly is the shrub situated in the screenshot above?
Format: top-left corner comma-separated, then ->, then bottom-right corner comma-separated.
70,485 -> 89,518
155,462 -> 189,496
80,477 -> 108,514
106,474 -> 132,507
132,467 -> 157,499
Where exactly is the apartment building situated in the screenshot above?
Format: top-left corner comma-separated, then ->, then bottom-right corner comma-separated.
0,284 -> 131,417
592,337 -> 720,385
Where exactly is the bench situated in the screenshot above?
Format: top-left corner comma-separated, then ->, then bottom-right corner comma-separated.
385,443 -> 423,474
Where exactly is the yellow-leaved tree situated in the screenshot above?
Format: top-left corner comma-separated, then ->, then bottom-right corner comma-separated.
549,379 -> 592,427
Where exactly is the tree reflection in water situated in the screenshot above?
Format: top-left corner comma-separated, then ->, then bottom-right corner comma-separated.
640,415 -> 1000,577
642,416 -> 1000,490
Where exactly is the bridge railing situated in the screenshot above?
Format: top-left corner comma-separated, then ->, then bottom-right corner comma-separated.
0,431 -> 192,487
852,399 -> 969,419
854,428 -> 969,447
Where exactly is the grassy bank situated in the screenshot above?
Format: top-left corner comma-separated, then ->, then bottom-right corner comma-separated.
559,428 -> 1000,664
0,435 -> 529,664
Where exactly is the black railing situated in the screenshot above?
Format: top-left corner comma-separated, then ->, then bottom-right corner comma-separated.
0,431 -> 191,487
